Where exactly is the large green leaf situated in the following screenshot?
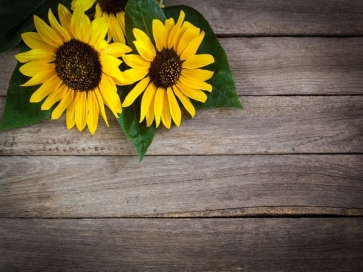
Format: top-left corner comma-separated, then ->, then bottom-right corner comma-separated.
125,0 -> 165,52
117,85 -> 156,161
0,0 -> 72,53
163,6 -> 243,110
0,44 -> 52,130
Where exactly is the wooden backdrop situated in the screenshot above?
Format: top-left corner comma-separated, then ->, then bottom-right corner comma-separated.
1,0 -> 363,270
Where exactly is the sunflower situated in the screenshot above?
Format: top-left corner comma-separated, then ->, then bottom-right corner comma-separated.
122,10 -> 215,128
15,4 -> 131,134
71,0 -> 163,44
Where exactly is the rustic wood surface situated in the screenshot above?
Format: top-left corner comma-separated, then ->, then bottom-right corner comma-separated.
1,155 -> 363,217
1,218 -> 363,271
1,0 -> 363,270
173,0 -> 363,36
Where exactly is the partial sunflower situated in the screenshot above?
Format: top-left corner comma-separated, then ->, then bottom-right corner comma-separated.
71,0 -> 163,44
15,4 -> 132,134
122,10 -> 215,128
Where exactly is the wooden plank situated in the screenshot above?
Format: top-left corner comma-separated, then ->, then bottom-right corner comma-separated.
1,96 -> 363,155
1,155 -> 362,218
169,0 -> 363,36
2,38 -> 363,96
1,218 -> 362,271
0,47 -> 18,97
222,38 -> 363,95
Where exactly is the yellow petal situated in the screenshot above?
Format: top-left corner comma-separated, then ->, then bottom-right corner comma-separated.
15,49 -> 55,63
98,75 -> 121,117
145,94 -> 155,127
74,91 -> 87,132
181,69 -> 214,82
101,13 -> 112,43
140,83 -> 157,123
182,54 -> 215,69
66,100 -> 76,129
71,0 -> 96,11
161,90 -> 171,129
58,4 -> 73,36
105,90 -> 122,118
102,43 -> 131,57
89,17 -> 108,49
164,18 -> 175,49
21,69 -> 56,87
81,14 -> 92,43
179,76 -> 213,92
177,24 -> 200,55
87,91 -> 99,135
122,54 -> 150,69
41,83 -> 67,110
71,5 -> 90,42
167,87 -> 181,127
168,10 -> 185,49
30,76 -> 61,102
176,82 -> 207,102
21,32 -> 55,52
94,88 -> 109,127
34,15 -> 63,47
180,32 -> 205,60
133,28 -> 154,48
123,77 -> 150,107
52,87 -> 74,119
122,68 -> 149,85
116,11 -> 126,35
48,8 -> 71,41
100,55 -> 124,83
133,40 -> 156,62
109,13 -> 125,43
95,3 -> 102,17
154,88 -> 164,128
173,85 -> 196,118
20,62 -> 54,77
153,19 -> 165,52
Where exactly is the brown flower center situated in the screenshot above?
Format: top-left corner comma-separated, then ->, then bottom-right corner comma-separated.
99,0 -> 128,14
55,39 -> 102,92
149,48 -> 182,89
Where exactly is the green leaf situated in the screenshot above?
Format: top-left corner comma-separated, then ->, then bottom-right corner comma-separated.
0,0 -> 72,53
0,44 -> 52,130
163,6 -> 243,110
125,0 -> 166,52
117,85 -> 156,161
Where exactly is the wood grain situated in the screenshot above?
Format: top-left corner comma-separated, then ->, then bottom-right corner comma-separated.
1,155 -> 362,218
1,218 -> 363,271
2,38 -> 363,96
168,0 -> 363,36
1,96 -> 362,155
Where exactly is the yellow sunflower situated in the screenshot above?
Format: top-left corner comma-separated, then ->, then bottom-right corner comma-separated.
71,0 -> 163,44
15,4 -> 131,134
122,10 -> 215,128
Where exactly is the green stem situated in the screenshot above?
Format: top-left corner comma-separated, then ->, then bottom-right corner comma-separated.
159,0 -> 163,7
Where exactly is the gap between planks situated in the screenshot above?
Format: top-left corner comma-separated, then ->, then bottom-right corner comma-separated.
1,206 -> 363,219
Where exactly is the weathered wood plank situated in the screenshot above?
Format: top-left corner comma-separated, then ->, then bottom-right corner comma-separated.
222,38 -> 363,95
0,47 -> 18,97
1,155 -> 362,218
2,38 -> 363,96
1,96 -> 362,155
169,0 -> 363,36
1,218 -> 362,271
